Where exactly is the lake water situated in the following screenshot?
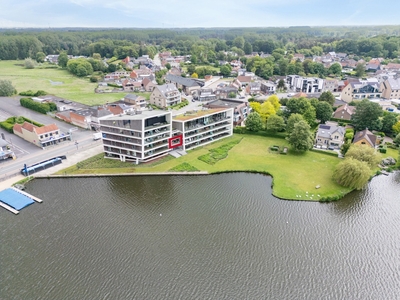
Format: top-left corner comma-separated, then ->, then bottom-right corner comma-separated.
1,172 -> 400,299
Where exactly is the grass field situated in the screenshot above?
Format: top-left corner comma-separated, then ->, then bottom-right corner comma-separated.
58,134 -> 353,201
0,60 -> 136,105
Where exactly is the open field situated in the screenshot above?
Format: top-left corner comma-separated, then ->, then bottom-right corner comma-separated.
57,134 -> 353,201
0,60 -> 129,105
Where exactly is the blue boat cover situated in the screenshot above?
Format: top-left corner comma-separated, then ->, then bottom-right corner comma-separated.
0,188 -> 35,210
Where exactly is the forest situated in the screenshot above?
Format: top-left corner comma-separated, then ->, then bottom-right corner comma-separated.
1,26 -> 400,61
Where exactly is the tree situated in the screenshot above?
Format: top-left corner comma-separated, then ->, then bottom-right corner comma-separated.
352,99 -> 383,131
285,97 -> 316,125
316,101 -> 333,124
266,95 -> 280,111
259,101 -> 276,122
345,144 -> 381,168
333,158 -> 371,190
92,53 -> 101,60
35,52 -> 46,63
233,36 -> 245,49
319,91 -> 335,106
266,114 -> 285,132
245,112 -> 263,132
393,121 -> 400,134
24,58 -> 36,69
355,62 -> 366,78
219,64 -> 232,77
58,52 -> 69,68
287,120 -> 313,151
187,64 -> 196,75
286,113 -> 304,136
0,80 -> 17,96
107,63 -> 117,73
165,63 -> 171,70
328,62 -> 342,76
228,91 -> 237,98
381,112 -> 398,134
394,133 -> 400,146
244,42 -> 253,55
277,79 -> 286,90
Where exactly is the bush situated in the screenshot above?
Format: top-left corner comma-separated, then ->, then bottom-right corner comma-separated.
198,139 -> 242,165
233,126 -> 247,134
0,121 -> 14,133
20,98 -> 57,114
169,163 -> 199,172
379,148 -> 387,153
19,90 -> 47,97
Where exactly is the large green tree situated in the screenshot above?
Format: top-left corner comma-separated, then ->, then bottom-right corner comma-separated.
245,112 -> 263,132
318,91 -> 335,106
328,62 -> 342,76
352,99 -> 383,131
266,114 -> 285,132
285,97 -> 316,125
287,120 -> 313,151
0,80 -> 17,96
345,144 -> 381,168
333,158 -> 371,190
355,62 -> 366,78
286,113 -> 304,136
316,101 -> 333,124
381,112 -> 398,134
35,51 -> 46,63
58,52 -> 69,68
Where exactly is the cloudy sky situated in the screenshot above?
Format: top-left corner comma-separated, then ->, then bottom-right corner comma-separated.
0,0 -> 399,28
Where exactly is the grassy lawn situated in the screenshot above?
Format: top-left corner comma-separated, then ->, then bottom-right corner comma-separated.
58,134 -> 352,201
0,60 -> 133,106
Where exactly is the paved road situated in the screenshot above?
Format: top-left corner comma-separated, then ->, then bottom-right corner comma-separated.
0,96 -> 95,178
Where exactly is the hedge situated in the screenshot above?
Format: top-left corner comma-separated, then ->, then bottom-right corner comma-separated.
20,97 -> 57,114
233,127 -> 286,139
19,90 -> 47,97
310,148 -> 339,157
0,121 -> 14,133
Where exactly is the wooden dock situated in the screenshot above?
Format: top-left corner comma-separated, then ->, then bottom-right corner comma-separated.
10,187 -> 43,203
0,201 -> 19,214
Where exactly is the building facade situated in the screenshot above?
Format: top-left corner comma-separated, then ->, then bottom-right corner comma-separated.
172,108 -> 233,151
149,84 -> 181,108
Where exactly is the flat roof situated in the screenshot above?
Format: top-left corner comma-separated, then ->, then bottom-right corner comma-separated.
173,108 -> 230,121
104,110 -> 170,121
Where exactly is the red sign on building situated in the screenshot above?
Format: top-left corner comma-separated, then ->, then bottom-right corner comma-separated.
168,135 -> 183,149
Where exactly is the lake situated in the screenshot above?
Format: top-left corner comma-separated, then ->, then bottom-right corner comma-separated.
1,172 -> 400,299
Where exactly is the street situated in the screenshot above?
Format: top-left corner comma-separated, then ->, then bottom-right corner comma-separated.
0,96 -> 96,179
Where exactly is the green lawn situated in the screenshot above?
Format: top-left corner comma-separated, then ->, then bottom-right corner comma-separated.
0,60 -> 136,106
59,134 -> 352,201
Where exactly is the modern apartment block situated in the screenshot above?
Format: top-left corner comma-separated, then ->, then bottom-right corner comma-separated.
99,108 -> 234,163
99,110 -> 174,163
172,108 -> 233,151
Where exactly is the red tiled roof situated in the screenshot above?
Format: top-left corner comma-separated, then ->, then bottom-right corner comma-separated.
22,122 -> 36,132
13,123 -> 23,134
35,124 -> 59,134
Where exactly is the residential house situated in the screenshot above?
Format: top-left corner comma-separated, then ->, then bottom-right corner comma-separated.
383,63 -> 400,72
381,78 -> 400,99
149,83 -> 181,108
123,94 -> 147,108
314,124 -> 345,149
286,75 -> 324,93
215,86 -> 238,99
88,106 -> 114,130
293,53 -> 305,62
353,129 -> 377,148
204,99 -> 250,126
56,109 -> 92,129
142,78 -> 156,92
194,89 -> 217,102
13,122 -> 70,148
106,103 -> 135,115
260,81 -> 277,94
333,104 -> 356,120
323,79 -> 340,93
246,82 -> 261,95
165,73 -> 203,94
236,76 -> 252,86
341,79 -> 381,102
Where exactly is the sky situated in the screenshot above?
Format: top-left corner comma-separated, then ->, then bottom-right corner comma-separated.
0,0 -> 399,28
